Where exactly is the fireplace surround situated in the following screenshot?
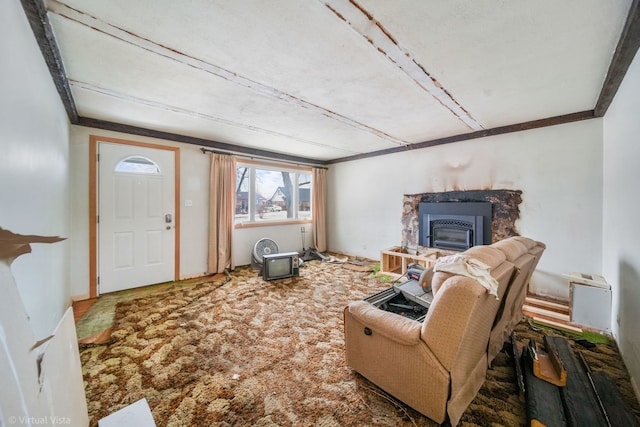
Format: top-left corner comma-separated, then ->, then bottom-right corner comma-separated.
402,189 -> 523,251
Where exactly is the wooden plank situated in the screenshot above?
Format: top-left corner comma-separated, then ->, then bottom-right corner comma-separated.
547,336 -> 608,426
20,0 -> 79,122
543,336 -> 567,386
594,0 -> 640,116
525,296 -> 571,313
523,340 -> 566,427
530,336 -> 567,387
578,351 -> 640,427
590,370 -> 640,427
522,304 -> 571,322
522,309 -> 571,323
527,316 -> 583,335
79,117 -> 329,166
329,111 -> 595,164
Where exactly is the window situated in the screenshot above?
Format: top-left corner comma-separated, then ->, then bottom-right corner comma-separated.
114,156 -> 160,174
235,161 -> 312,225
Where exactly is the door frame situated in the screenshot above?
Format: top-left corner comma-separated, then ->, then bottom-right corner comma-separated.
89,135 -> 180,297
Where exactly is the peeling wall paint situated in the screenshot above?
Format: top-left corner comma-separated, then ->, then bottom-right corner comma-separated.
0,229 -> 87,427
1,0 -> 71,340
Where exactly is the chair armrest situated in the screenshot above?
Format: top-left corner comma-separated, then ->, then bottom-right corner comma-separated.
346,301 -> 422,346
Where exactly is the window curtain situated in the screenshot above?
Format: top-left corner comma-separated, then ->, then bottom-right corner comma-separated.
208,153 -> 235,273
312,167 -> 327,252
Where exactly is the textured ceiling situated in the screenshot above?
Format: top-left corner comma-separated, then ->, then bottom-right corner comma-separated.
38,0 -> 635,162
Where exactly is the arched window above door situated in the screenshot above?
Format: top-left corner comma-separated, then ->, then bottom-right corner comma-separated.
114,156 -> 160,174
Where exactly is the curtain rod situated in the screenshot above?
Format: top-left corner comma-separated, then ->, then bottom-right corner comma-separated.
199,147 -> 327,169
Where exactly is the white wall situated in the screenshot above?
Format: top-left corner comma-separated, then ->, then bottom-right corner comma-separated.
69,126 -> 307,296
328,119 -> 604,300
234,223 -> 311,266
0,0 -> 71,339
603,49 -> 640,391
0,2 -> 88,425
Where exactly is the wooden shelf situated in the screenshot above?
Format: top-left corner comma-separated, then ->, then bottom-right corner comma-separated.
380,246 -> 452,277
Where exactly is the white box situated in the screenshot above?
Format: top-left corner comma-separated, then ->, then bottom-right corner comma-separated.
570,280 -> 611,332
99,398 -> 156,427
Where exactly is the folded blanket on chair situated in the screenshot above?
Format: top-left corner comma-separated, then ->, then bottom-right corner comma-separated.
434,254 -> 499,299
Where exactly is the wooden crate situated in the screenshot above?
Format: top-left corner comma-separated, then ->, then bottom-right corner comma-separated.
380,246 -> 449,277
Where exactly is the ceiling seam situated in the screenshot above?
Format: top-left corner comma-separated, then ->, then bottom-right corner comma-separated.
47,0 -> 409,148
69,79 -> 360,156
321,0 -> 484,131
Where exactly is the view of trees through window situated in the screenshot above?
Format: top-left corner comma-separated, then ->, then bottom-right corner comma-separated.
235,163 -> 312,224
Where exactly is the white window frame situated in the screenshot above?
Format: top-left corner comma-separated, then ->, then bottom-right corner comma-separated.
234,160 -> 312,227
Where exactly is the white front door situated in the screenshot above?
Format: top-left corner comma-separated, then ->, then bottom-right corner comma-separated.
98,142 -> 176,293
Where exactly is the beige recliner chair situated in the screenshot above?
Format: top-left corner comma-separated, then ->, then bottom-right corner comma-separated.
487,237 -> 546,365
344,237 -> 544,425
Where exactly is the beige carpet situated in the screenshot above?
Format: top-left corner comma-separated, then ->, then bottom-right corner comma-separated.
79,260 -> 640,426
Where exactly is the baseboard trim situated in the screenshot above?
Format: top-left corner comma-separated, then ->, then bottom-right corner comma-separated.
71,293 -> 91,302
